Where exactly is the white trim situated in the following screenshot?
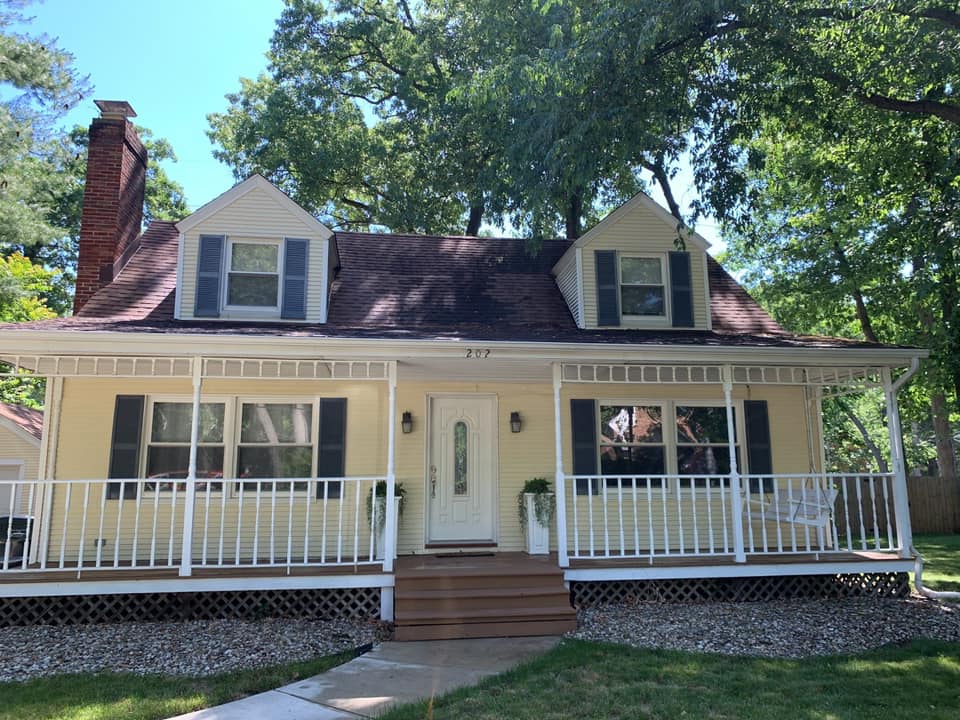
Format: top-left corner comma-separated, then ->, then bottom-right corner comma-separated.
222,237 -> 283,315
563,559 -> 914,582
0,573 -> 393,598
618,253 -> 670,326
320,238 -> 330,324
702,253 -> 713,331
175,175 -> 334,240
0,414 -> 41,448
36,377 -> 62,567
174,231 -> 185,320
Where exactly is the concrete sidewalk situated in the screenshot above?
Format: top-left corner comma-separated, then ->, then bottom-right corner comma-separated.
170,636 -> 560,719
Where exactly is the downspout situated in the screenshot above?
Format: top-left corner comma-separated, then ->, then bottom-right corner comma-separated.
888,358 -> 960,599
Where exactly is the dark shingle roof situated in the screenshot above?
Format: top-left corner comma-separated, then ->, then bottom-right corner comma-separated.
3,223 -> 897,351
0,402 -> 43,441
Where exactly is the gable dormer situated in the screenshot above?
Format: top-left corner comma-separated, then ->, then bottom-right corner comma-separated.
552,193 -> 712,331
174,175 -> 337,323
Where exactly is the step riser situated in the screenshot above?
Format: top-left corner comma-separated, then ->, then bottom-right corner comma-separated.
396,593 -> 571,615
396,574 -> 565,592
395,619 -> 577,642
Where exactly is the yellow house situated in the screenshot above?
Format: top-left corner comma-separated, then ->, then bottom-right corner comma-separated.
0,101 -> 925,639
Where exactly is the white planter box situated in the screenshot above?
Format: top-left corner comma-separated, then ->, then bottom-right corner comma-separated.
374,497 -> 402,560
523,492 -> 552,555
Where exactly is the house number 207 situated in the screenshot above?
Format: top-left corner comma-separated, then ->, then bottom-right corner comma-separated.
465,349 -> 491,358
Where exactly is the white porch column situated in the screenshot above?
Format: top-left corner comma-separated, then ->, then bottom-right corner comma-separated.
723,366 -> 747,563
553,363 -> 569,568
34,375 -> 62,568
179,356 -> 203,577
382,361 -> 398,577
881,367 -> 914,558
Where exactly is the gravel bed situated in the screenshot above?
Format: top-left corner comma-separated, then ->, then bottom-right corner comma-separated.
0,617 -> 379,683
570,596 -> 960,658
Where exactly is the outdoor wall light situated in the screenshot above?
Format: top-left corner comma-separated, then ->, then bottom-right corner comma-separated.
510,411 -> 522,433
401,411 -> 413,434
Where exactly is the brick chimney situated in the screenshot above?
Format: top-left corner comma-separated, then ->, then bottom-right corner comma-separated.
74,100 -> 148,314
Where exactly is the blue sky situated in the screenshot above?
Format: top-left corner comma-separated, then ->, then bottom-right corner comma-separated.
20,0 -> 722,245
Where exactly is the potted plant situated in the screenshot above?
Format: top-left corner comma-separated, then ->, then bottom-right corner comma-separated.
518,477 -> 555,555
367,480 -> 405,560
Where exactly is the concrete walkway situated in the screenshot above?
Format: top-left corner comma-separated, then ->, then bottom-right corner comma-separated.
170,636 -> 561,719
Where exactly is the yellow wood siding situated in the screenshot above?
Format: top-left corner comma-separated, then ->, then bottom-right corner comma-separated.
553,249 -> 582,327
0,425 -> 40,514
579,206 -> 709,330
179,187 -> 328,322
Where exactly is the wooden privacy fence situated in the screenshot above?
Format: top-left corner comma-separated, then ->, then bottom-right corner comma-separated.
907,476 -> 960,534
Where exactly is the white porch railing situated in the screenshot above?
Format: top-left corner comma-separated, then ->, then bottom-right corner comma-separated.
561,472 -> 900,561
0,476 -> 391,574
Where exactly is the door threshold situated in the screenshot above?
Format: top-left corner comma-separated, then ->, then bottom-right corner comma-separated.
424,542 -> 498,549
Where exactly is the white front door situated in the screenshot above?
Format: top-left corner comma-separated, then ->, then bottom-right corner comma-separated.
427,395 -> 496,544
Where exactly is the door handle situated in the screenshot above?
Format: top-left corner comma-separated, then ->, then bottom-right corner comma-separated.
430,465 -> 437,498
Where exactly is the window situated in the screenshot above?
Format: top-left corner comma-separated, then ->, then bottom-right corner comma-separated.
454,421 -> 468,495
236,402 -> 313,491
227,241 -> 280,308
145,402 -> 225,491
675,405 -> 738,487
620,256 -> 665,317
599,405 -> 665,487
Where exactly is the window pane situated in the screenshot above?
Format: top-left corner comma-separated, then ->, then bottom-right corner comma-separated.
146,446 -> 223,491
241,404 -> 313,444
600,446 -> 665,476
237,446 -> 313,478
231,243 -> 277,272
151,403 -> 224,443
621,257 -> 662,285
228,275 -> 279,306
454,421 -> 468,495
600,405 -> 662,444
676,406 -> 734,444
621,286 -> 664,316
677,445 -> 731,475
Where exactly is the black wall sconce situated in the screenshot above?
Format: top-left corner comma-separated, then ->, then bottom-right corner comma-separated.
510,411 -> 522,433
401,411 -> 413,434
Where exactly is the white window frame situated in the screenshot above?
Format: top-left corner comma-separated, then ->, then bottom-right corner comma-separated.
140,396 -> 234,493
618,254 -> 670,327
597,398 -> 747,484
223,238 -> 284,315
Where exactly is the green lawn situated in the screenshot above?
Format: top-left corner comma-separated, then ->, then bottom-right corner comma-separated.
381,639 -> 960,720
914,533 -> 960,591
0,652 -> 350,720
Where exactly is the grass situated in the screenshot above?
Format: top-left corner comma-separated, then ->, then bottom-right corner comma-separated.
380,639 -> 960,720
0,652 -> 350,720
914,533 -> 960,592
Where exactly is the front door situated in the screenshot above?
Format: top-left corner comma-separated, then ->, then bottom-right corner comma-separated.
427,395 -> 496,544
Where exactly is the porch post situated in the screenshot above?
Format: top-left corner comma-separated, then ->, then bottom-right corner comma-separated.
179,356 -> 203,577
382,361 -> 398,577
881,367 -> 913,558
553,363 -> 569,567
34,375 -> 62,568
723,365 -> 747,563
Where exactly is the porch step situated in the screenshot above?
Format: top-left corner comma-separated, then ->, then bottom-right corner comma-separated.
393,553 -> 577,641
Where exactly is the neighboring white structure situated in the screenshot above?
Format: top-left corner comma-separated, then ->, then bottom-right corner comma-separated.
0,402 -> 42,515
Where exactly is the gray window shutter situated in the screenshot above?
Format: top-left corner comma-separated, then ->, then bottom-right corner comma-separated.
317,398 -> 347,499
670,252 -> 693,327
744,400 -> 773,493
571,399 -> 598,495
669,251 -> 694,327
194,235 -> 224,317
107,395 -> 144,500
594,250 -> 620,326
281,238 -> 309,320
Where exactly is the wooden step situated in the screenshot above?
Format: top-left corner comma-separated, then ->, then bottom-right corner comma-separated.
395,569 -> 565,592
395,586 -> 571,614
396,604 -> 575,625
394,618 -> 577,642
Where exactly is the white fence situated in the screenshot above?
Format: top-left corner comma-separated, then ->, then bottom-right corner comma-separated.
560,472 -> 900,561
0,477 -> 391,574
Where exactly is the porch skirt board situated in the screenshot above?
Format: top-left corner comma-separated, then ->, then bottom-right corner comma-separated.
570,572 -> 910,607
0,587 -> 381,628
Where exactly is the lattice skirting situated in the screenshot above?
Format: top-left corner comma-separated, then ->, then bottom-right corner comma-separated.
0,587 -> 381,627
570,572 -> 910,607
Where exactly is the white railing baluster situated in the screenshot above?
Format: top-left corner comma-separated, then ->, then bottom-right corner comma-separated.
587,478 -> 595,557
320,481 -> 329,564
150,482 -> 160,567
201,481 -> 212,566
131,481 -> 144,567
854,476 -> 867,551
690,482 -> 700,554
95,483 -> 107,568
217,482 -> 227,566
168,481 -> 178,566
112,482 -> 125,568
882,475 -> 894,550
353,478 -> 362,564
235,482 -> 244,566
840,476 -> 854,552
616,477 -> 624,556
571,479 -> 580,558
269,482 -> 277,565
20,484 -> 34,570
786,481 -> 798,552
252,483 -> 262,565
2,483 -> 14,570
867,475 -> 881,549
705,481 -> 715,554
369,483 -> 377,563
719,478 -> 729,553
58,483 -> 72,569
645,477 -> 654,561
303,481 -> 313,564
286,481 -> 295,573
660,478 -> 670,555
77,482 -> 90,577
630,477 -> 639,556
601,479 -> 610,557
336,479 -> 344,563
676,479 -> 685,554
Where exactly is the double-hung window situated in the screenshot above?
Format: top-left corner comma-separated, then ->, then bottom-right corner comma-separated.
620,256 -> 666,317
675,405 -> 738,487
227,241 -> 280,308
599,404 -> 666,487
236,402 -> 313,492
145,402 -> 225,492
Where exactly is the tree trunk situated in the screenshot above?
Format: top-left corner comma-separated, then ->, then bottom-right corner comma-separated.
565,191 -> 583,240
931,391 -> 958,492
465,204 -> 483,236
837,399 -> 888,473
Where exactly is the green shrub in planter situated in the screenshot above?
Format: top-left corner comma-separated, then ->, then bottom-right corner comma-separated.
366,480 -> 406,534
518,477 -> 555,530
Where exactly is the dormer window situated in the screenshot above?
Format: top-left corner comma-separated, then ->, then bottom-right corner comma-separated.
620,256 -> 666,317
227,240 -> 281,308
